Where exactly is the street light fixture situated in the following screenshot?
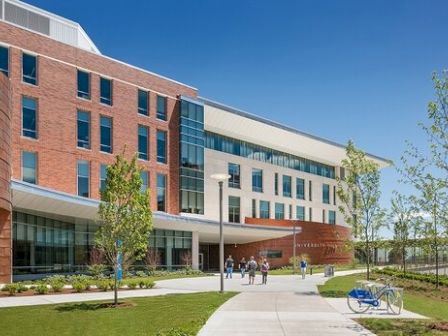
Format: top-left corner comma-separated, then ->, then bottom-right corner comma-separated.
211,173 -> 231,293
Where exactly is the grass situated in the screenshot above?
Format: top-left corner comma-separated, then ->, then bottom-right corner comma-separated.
269,264 -> 364,276
317,272 -> 448,335
0,292 -> 236,336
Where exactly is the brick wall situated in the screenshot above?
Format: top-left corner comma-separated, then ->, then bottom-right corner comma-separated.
0,73 -> 11,283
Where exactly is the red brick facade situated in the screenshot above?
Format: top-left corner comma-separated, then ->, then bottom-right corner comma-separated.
224,218 -> 352,268
0,21 -> 196,213
0,73 -> 11,283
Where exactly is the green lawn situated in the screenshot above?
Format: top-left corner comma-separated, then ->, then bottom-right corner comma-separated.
0,292 -> 236,336
317,272 -> 448,335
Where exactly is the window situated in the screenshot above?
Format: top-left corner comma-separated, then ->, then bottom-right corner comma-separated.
329,210 -> 336,224
138,89 -> 149,116
260,200 -> 270,219
309,207 -> 313,221
333,186 -> 337,205
228,163 -> 241,188
0,46 -> 9,76
275,203 -> 284,220
283,175 -> 292,197
157,174 -> 166,211
259,250 -> 282,258
157,130 -> 167,163
138,125 -> 149,160
77,160 -> 90,197
22,53 -> 37,85
309,180 -> 312,201
157,95 -> 167,120
322,209 -> 326,223
296,178 -> 305,200
252,199 -> 257,218
100,77 -> 112,105
340,167 -> 345,180
228,196 -> 240,223
77,110 -> 90,149
22,151 -> 37,184
252,168 -> 263,192
323,184 -> 330,204
274,173 -> 279,195
100,164 -> 107,195
296,206 -> 305,220
77,70 -> 90,99
22,96 -> 37,139
141,171 -> 149,193
289,204 -> 293,219
100,116 -> 112,153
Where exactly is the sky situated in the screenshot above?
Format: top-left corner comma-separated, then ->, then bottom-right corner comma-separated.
26,0 -> 448,225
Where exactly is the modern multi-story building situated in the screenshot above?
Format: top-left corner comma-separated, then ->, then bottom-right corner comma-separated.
0,0 -> 390,282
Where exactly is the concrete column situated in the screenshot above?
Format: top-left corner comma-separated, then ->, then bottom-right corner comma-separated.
166,236 -> 173,271
192,231 -> 199,270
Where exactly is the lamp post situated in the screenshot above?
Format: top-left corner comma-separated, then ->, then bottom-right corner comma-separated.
211,173 -> 231,293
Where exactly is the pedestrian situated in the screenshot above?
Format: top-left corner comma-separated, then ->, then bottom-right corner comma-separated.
300,258 -> 307,279
239,257 -> 247,278
261,258 -> 270,284
247,256 -> 257,285
225,254 -> 234,279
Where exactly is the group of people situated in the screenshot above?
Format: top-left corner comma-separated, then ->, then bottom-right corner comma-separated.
225,255 -> 309,284
225,255 -> 270,284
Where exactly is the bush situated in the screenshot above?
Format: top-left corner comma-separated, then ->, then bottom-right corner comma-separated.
374,268 -> 448,286
135,271 -> 147,278
87,264 -> 107,278
35,284 -> 49,295
124,279 -> 138,289
46,275 -> 65,292
69,275 -> 92,292
16,283 -> 28,293
2,283 -> 18,296
95,279 -> 111,292
141,279 -> 155,289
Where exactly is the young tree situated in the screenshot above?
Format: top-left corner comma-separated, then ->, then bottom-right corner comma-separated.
337,140 -> 383,280
96,153 -> 152,305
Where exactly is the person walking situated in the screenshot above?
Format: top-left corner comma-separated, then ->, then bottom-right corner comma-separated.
247,256 -> 257,285
239,257 -> 247,278
261,258 -> 270,284
300,258 -> 307,279
225,255 -> 234,279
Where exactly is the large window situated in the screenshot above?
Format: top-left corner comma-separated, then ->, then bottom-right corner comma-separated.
157,130 -> 167,163
289,204 -> 293,219
228,163 -> 241,188
329,210 -> 336,224
252,168 -> 263,192
138,89 -> 149,116
157,95 -> 167,120
309,207 -> 313,221
228,196 -> 240,223
22,151 -> 37,184
296,178 -> 305,200
77,70 -> 90,99
0,46 -> 9,76
77,160 -> 90,197
296,206 -> 305,220
283,175 -> 292,197
22,96 -> 37,139
252,199 -> 257,218
274,173 -> 279,195
22,53 -> 37,85
309,180 -> 312,201
100,77 -> 112,105
138,125 -> 149,160
260,200 -> 270,219
323,184 -> 330,204
100,164 -> 107,195
77,110 -> 90,149
205,131 -> 335,179
140,171 -> 149,193
275,203 -> 284,220
100,115 -> 112,153
322,209 -> 326,223
157,174 -> 166,211
333,186 -> 337,205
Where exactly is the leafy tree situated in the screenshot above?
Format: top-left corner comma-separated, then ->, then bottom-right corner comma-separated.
96,153 -> 152,305
337,140 -> 384,280
400,71 -> 448,289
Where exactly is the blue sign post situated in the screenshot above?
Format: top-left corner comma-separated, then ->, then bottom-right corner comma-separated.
116,240 -> 123,281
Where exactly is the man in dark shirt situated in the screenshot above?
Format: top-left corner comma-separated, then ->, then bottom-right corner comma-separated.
225,255 -> 234,279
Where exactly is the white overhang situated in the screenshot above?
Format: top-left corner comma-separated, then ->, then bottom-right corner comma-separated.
200,97 -> 392,169
11,180 -> 294,244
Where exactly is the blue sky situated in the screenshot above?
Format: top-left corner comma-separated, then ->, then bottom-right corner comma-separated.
28,1 -> 448,217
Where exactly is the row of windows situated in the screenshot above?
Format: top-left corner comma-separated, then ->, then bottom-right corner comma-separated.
206,131 -> 336,179
20,151 -> 167,212
227,163 -> 337,205
0,46 -> 169,120
229,196 -> 337,224
20,96 -> 168,163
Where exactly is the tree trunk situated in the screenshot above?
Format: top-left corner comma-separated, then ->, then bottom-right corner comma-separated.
402,245 -> 406,276
365,228 -> 370,281
114,265 -> 118,306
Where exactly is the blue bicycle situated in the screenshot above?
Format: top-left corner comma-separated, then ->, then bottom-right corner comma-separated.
347,278 -> 403,315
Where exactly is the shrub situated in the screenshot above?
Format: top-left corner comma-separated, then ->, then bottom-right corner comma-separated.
95,279 -> 111,292
124,279 -> 138,289
46,275 -> 65,292
16,283 -> 28,293
135,271 -> 147,278
69,275 -> 92,292
35,284 -> 49,295
87,264 -> 107,278
3,283 -> 18,296
141,279 -> 155,289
